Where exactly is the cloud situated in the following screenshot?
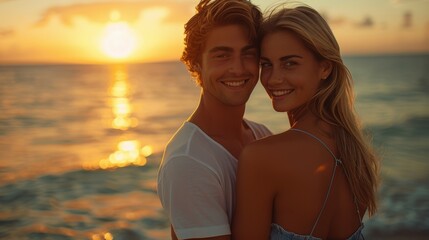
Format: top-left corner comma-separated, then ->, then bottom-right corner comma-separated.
35,1 -> 193,27
356,16 -> 375,28
0,29 -> 14,37
322,11 -> 376,29
320,11 -> 352,28
402,11 -> 412,28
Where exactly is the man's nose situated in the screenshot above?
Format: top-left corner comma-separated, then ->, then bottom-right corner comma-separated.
228,57 -> 245,75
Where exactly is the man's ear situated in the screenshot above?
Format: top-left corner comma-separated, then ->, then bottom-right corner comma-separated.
320,60 -> 333,80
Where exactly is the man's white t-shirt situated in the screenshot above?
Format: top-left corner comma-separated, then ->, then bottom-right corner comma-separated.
157,120 -> 271,239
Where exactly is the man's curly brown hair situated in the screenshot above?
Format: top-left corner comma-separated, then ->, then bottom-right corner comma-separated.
181,0 -> 262,85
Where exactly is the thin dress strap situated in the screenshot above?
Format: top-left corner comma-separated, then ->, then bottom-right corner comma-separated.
289,128 -> 342,237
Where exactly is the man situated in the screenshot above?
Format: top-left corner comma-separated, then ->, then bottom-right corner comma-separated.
157,1 -> 271,239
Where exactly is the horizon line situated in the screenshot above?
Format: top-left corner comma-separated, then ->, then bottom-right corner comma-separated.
0,51 -> 428,66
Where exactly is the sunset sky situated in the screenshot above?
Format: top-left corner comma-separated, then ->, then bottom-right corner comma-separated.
0,0 -> 428,64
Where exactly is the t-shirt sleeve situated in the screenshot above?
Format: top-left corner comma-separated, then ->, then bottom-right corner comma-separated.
157,155 -> 230,239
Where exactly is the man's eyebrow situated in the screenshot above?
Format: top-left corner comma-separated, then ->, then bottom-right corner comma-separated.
208,45 -> 257,54
208,46 -> 233,53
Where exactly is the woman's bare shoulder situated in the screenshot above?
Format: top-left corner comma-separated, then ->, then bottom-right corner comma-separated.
242,129 -> 331,172
241,130 -> 307,166
246,130 -> 309,152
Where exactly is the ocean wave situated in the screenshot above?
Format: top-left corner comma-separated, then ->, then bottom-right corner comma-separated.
0,165 -> 168,240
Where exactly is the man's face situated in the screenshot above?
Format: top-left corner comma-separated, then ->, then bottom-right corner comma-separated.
199,24 -> 259,107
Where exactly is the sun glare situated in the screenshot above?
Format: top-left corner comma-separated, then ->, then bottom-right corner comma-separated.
101,22 -> 137,59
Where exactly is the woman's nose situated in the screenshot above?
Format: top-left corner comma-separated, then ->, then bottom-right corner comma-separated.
267,67 -> 284,86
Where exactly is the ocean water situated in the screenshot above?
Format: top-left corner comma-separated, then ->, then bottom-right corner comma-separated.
0,54 -> 428,239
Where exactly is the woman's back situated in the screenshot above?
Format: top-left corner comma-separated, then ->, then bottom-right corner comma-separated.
258,129 -> 365,239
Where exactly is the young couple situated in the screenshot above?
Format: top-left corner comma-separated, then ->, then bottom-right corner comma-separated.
157,0 -> 380,239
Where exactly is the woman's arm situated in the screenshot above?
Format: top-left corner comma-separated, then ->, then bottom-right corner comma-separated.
232,145 -> 276,240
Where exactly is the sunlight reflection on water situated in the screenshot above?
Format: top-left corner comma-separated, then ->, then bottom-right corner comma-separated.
110,66 -> 139,131
82,65 -> 154,171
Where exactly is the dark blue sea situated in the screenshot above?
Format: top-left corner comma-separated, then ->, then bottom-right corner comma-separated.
1,54 -> 428,239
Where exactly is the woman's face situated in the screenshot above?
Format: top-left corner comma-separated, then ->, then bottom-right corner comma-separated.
260,30 -> 331,112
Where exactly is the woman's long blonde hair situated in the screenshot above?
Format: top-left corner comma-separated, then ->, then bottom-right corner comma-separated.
261,5 -> 380,216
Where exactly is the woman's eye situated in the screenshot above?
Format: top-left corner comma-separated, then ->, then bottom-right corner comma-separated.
243,51 -> 257,58
284,61 -> 297,67
260,62 -> 271,68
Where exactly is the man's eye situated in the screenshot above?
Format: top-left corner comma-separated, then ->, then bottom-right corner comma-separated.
214,54 -> 228,59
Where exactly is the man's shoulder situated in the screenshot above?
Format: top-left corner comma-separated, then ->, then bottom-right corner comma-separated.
166,122 -> 196,147
165,122 -> 213,150
162,122 -> 223,164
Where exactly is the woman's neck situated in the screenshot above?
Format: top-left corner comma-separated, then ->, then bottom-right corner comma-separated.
288,107 -> 334,139
288,105 -> 308,128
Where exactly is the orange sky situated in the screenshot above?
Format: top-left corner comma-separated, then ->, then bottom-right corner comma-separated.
0,0 -> 428,64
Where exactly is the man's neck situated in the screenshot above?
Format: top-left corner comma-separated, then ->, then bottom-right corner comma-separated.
189,94 -> 246,138
188,91 -> 258,159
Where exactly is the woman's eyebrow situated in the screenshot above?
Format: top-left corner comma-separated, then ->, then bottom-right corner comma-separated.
260,55 -> 302,62
279,55 -> 302,61
241,45 -> 257,52
260,56 -> 270,62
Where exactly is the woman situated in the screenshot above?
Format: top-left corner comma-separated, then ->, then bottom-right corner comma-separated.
232,4 -> 379,240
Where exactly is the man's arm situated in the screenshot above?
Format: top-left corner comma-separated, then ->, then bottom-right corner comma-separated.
161,157 -> 231,240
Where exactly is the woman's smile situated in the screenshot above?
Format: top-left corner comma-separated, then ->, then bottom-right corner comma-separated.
270,89 -> 294,97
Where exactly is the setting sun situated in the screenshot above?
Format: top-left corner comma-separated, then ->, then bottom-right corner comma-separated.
101,22 -> 137,59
